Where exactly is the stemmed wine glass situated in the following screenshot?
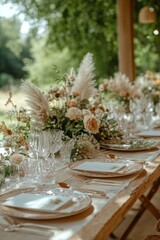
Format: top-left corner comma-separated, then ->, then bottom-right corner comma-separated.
26,122 -> 51,184
28,121 -> 43,161
56,138 -> 75,171
36,129 -> 64,193
59,139 -> 75,163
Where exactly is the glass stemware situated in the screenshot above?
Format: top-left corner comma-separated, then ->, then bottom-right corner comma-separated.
28,122 -> 43,160
0,158 -> 5,187
49,130 -> 64,157
55,139 -> 75,171
117,111 -> 136,139
144,97 -> 154,129
21,126 -> 64,193
35,129 -> 64,193
38,130 -> 51,160
59,139 -> 75,163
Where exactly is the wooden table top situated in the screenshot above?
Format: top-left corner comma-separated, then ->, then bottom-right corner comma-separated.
0,139 -> 160,240
69,159 -> 160,240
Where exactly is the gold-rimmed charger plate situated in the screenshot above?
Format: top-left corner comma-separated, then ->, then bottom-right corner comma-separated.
69,159 -> 143,178
0,188 -> 92,220
100,139 -> 158,152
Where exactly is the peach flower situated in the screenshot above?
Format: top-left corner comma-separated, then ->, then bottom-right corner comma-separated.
66,99 -> 78,107
83,115 -> 100,134
72,91 -> 80,97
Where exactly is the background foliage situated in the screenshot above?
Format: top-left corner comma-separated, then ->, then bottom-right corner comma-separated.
0,17 -> 32,87
0,0 -> 160,89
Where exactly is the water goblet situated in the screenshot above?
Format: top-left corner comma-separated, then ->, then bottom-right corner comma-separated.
118,112 -> 135,139
38,130 -> 51,160
59,139 -> 75,163
35,129 -> 64,193
28,121 -> 43,160
49,130 -> 64,157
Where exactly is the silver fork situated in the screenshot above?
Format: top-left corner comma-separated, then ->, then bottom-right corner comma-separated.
0,222 -> 54,236
67,176 -> 124,186
82,179 -> 125,186
4,215 -> 63,231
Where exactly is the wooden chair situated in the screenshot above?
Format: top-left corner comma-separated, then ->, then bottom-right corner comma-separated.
156,219 -> 160,232
142,213 -> 160,239
144,236 -> 160,240
119,177 -> 160,240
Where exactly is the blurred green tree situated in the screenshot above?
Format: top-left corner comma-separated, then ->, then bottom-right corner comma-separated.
1,0 -> 118,78
24,37 -> 79,86
0,0 -> 160,82
0,16 -> 32,87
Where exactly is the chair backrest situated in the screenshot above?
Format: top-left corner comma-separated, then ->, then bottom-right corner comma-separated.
155,219 -> 160,232
144,235 -> 160,240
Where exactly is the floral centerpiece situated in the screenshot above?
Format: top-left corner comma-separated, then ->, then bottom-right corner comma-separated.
0,93 -> 30,156
0,53 -> 122,163
99,72 -> 142,112
138,71 -> 160,107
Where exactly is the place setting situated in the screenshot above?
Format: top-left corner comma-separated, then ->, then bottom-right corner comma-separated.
100,138 -> 159,152
0,187 -> 92,220
68,158 -> 143,178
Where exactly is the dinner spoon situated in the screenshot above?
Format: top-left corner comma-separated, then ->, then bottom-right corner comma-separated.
106,153 -> 133,161
106,153 -> 117,160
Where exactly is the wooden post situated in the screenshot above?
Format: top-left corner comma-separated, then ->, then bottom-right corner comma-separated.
117,0 -> 135,82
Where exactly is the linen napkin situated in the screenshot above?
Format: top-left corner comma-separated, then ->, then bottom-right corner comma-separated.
73,161 -> 126,173
2,193 -> 72,213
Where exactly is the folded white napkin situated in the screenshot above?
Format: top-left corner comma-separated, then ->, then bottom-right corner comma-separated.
74,161 -> 126,173
2,193 -> 72,213
136,130 -> 160,137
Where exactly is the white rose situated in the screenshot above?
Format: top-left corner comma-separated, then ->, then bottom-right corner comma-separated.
65,107 -> 82,120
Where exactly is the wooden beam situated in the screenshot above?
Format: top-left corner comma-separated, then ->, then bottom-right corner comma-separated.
117,0 -> 135,82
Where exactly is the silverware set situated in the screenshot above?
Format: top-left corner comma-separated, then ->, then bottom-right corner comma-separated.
58,181 -> 107,197
0,214 -> 62,236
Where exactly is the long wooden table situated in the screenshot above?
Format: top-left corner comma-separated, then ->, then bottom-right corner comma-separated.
68,159 -> 160,240
0,141 -> 160,240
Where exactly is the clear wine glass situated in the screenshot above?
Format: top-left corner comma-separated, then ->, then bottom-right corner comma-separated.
20,130 -> 51,185
143,97 -> 154,129
155,102 -> 160,121
59,139 -> 75,163
36,129 -> 64,194
55,138 -> 75,172
28,121 -> 43,160
118,112 -> 135,139
38,130 -> 51,160
49,130 -> 64,157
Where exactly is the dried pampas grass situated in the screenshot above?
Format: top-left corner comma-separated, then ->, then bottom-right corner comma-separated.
72,52 -> 97,100
21,81 -> 49,124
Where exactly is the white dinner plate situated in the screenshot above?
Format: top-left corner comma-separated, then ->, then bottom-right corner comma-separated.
0,188 -> 92,220
69,159 -> 143,178
136,130 -> 160,137
100,138 -> 158,151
